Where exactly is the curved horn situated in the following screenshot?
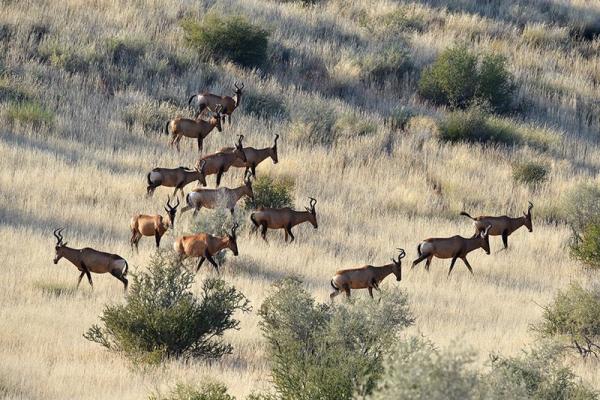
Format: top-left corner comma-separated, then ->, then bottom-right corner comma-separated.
53,227 -> 64,245
309,197 -> 317,208
528,201 -> 534,212
231,222 -> 239,237
174,196 -> 180,208
273,134 -> 279,147
166,195 -> 172,208
397,248 -> 406,259
234,82 -> 240,90
197,159 -> 206,173
188,94 -> 197,106
236,134 -> 244,147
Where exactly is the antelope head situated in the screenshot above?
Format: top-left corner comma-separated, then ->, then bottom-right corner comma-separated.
524,201 -> 534,232
391,248 -> 406,281
234,135 -> 247,162
271,134 -> 280,164
164,195 -> 180,229
53,227 -> 68,264
226,223 -> 240,256
305,197 -> 318,229
211,105 -> 223,132
196,160 -> 207,187
479,225 -> 492,255
233,82 -> 244,102
244,170 -> 254,200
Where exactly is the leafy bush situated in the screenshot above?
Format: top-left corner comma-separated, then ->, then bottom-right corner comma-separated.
437,106 -> 516,145
246,175 -> 294,210
259,278 -> 413,400
533,283 -> 600,357
243,91 -> 288,120
570,223 -> 600,269
5,101 -> 54,128
182,14 -> 269,68
512,161 -> 548,186
149,382 -> 235,400
84,251 -> 250,363
564,184 -> 600,268
418,46 -> 514,113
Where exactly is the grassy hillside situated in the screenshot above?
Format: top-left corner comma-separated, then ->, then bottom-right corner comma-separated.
1,0 -> 599,398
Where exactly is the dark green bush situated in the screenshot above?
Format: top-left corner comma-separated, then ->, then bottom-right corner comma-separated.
5,101 -> 54,128
418,46 -> 514,113
438,106 -> 516,145
182,14 -> 269,68
512,161 -> 549,186
246,175 -> 294,210
259,278 -> 413,400
149,382 -> 235,400
243,91 -> 288,120
84,251 -> 250,363
564,184 -> 600,268
570,223 -> 600,268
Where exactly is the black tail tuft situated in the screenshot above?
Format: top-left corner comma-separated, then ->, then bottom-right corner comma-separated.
188,94 -> 196,106
146,172 -> 152,185
164,120 -> 170,135
185,192 -> 192,207
417,243 -> 422,257
460,211 -> 475,220
123,260 -> 129,276
330,279 -> 339,291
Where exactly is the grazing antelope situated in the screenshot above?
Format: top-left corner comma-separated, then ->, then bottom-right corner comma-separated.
219,134 -> 279,177
147,160 -> 207,197
182,172 -> 253,215
165,106 -> 222,153
460,202 -> 533,250
189,82 -> 244,125
197,135 -> 247,186
330,249 -> 405,300
52,228 -> 128,290
173,223 -> 240,273
130,196 -> 180,252
411,225 -> 492,277
250,197 -> 318,243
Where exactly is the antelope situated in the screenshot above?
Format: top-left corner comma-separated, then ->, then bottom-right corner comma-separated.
411,225 -> 492,277
146,160 -> 207,197
165,106 -> 222,153
173,223 -> 240,273
250,197 -> 318,243
182,172 -> 253,215
460,202 -> 533,250
330,249 -> 405,300
219,134 -> 279,177
130,196 -> 180,252
197,135 -> 247,186
189,82 -> 244,125
52,228 -> 128,290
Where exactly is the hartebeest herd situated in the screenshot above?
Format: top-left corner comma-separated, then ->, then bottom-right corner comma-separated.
51,82 -> 535,300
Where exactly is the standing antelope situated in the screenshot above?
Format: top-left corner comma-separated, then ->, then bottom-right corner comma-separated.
411,225 -> 492,277
130,196 -> 180,252
250,197 -> 318,243
182,173 -> 253,215
146,160 -> 207,197
52,228 -> 129,290
219,134 -> 279,177
189,82 -> 244,124
330,249 -> 405,300
173,223 -> 240,273
165,106 -> 222,153
197,135 -> 247,186
460,202 -> 533,250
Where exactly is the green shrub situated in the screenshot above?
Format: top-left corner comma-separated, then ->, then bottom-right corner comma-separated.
387,106 -> 414,131
5,101 -> 54,128
418,46 -> 514,113
246,175 -> 294,210
182,14 -> 269,68
438,106 -> 516,145
512,161 -> 549,186
84,251 -> 250,363
259,278 -> 413,400
149,382 -> 235,400
564,184 -> 600,268
243,91 -> 288,120
570,223 -> 600,269
533,283 -> 600,355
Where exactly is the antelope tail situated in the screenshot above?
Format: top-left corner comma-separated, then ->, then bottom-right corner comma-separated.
123,260 -> 129,276
146,172 -> 152,185
250,213 -> 258,227
188,94 -> 196,106
460,211 -> 475,220
417,243 -> 422,257
164,120 -> 170,135
330,279 -> 339,291
185,192 -> 192,207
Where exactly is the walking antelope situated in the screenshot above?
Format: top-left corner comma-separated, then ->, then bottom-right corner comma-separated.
219,134 -> 279,177
189,82 -> 244,124
197,135 -> 247,186
52,228 -> 129,290
146,160 -> 207,197
130,196 -> 180,252
182,172 -> 253,215
330,249 -> 405,300
460,202 -> 533,250
250,197 -> 318,243
173,223 -> 240,273
165,106 -> 222,152
411,225 -> 492,277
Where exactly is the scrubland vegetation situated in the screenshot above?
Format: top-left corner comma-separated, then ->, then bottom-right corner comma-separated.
1,0 -> 600,398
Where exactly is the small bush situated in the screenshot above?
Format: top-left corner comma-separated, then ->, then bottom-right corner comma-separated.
418,46 -> 514,113
246,175 -> 294,210
290,101 -> 337,146
333,113 -> 377,139
149,382 -> 235,400
570,223 -> 600,269
5,101 -> 54,128
387,106 -> 414,131
534,283 -> 600,357
564,184 -> 600,268
84,251 -> 250,363
512,161 -> 549,186
182,14 -> 269,68
243,91 -> 288,120
378,9 -> 425,33
437,106 -> 516,145
259,278 -> 413,400
360,44 -> 412,86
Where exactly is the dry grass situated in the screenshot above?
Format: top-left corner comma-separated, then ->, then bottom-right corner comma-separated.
1,0 -> 600,398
